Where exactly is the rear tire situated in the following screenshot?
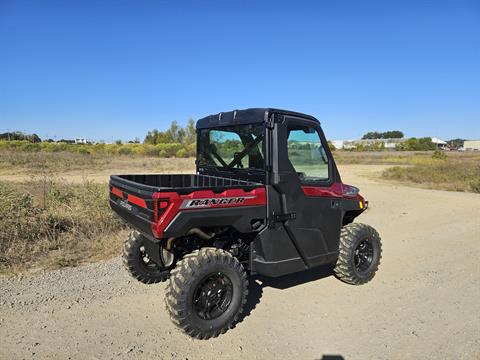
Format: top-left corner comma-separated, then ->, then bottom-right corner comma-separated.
122,231 -> 170,284
334,223 -> 382,285
165,248 -> 248,339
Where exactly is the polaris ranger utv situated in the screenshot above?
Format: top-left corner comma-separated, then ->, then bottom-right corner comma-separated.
109,108 -> 381,339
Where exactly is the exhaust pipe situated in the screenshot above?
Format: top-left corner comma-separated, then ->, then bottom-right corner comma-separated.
187,228 -> 214,240
165,228 -> 214,251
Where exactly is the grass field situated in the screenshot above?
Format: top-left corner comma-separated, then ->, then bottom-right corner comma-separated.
0,150 -> 195,174
0,179 -> 127,274
335,150 -> 480,193
0,149 -> 478,274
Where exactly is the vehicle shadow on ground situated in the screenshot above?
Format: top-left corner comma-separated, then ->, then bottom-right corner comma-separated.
238,265 -> 334,323
257,265 -> 334,290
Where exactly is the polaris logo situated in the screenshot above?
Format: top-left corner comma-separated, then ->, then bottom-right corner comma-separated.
118,199 -> 133,211
181,197 -> 253,209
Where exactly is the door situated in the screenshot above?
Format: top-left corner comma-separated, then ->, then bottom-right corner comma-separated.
271,115 -> 343,267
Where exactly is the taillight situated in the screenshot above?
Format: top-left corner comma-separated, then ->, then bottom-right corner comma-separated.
159,201 -> 169,209
111,187 -> 124,198
153,199 -> 170,222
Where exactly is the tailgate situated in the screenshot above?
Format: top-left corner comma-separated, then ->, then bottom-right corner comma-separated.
109,175 -> 157,237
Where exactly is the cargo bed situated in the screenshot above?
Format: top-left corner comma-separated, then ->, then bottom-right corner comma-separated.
109,174 -> 266,239
111,174 -> 262,194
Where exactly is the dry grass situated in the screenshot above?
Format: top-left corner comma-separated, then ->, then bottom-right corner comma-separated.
335,150 -> 480,193
0,151 -> 196,185
0,177 -> 127,274
0,152 -> 194,274
333,150 -> 480,165
382,159 -> 480,193
0,150 -> 195,174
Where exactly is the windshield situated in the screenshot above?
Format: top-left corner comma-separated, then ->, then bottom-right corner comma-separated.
197,124 -> 265,172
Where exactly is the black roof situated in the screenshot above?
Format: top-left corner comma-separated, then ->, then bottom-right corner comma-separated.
196,108 -> 319,129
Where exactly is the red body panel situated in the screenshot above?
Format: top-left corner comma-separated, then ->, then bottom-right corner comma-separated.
151,188 -> 266,238
302,182 -> 365,205
301,183 -> 344,198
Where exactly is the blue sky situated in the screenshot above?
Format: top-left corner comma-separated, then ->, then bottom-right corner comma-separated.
1,0 -> 479,141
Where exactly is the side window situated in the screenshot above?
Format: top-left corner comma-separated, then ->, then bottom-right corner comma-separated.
287,126 -> 330,182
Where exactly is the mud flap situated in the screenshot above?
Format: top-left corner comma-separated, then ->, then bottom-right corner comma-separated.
140,235 -> 163,267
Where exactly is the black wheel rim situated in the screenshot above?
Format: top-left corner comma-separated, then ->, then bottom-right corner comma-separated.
354,238 -> 374,274
193,272 -> 233,320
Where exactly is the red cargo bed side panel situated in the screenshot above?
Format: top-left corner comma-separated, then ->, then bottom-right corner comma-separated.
151,188 -> 266,238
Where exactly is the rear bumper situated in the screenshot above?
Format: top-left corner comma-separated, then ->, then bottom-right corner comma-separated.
109,198 -> 155,237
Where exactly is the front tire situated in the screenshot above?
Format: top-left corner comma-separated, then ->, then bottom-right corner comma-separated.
334,223 -> 382,285
165,248 -> 248,339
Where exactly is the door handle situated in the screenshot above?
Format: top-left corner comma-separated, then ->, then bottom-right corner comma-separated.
331,200 -> 341,209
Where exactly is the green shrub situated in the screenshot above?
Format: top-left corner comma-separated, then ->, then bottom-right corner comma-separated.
432,150 -> 447,160
52,143 -> 69,152
118,146 -> 133,155
186,142 -> 196,157
77,147 -> 91,155
396,138 -> 436,151
0,140 -> 195,158
140,144 -> 161,156
157,143 -> 184,157
470,179 -> 480,193
20,142 -> 41,152
176,148 -> 187,158
350,141 -> 385,152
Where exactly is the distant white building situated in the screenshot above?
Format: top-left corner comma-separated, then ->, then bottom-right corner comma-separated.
332,136 -> 452,150
334,138 -> 407,150
331,140 -> 350,149
463,140 -> 480,151
431,137 -> 447,149
75,138 -> 88,144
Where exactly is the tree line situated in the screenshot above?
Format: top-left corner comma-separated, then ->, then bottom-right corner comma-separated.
0,131 -> 41,143
1,123 -> 466,155
0,120 -> 198,157
362,131 -> 404,139
144,119 -> 196,146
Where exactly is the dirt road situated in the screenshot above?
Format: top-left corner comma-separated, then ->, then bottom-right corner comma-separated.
1,165 -> 479,359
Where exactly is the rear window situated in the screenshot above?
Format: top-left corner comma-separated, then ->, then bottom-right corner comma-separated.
197,124 -> 265,171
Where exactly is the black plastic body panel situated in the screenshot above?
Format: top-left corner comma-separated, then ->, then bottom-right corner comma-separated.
110,198 -> 155,237
196,108 -> 317,129
164,206 -> 266,238
251,224 -> 307,277
109,176 -> 157,237
112,174 -> 262,194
